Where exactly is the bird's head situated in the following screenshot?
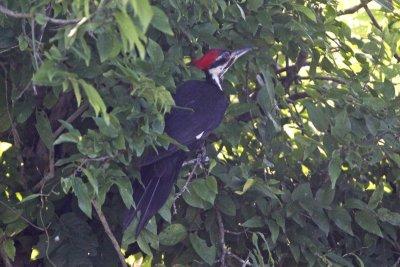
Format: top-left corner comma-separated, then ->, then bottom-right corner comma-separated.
191,47 -> 252,89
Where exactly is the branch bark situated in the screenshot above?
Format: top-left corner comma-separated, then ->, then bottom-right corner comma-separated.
364,5 -> 383,31
0,4 -> 80,25
338,0 -> 372,15
173,153 -> 203,214
216,209 -> 251,266
54,102 -> 89,137
92,200 -> 127,267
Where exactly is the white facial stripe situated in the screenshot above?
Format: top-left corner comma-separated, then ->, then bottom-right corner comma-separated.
196,131 -> 204,140
208,61 -> 231,90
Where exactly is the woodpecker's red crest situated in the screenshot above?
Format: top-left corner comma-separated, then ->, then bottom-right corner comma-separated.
192,49 -> 224,70
192,47 -> 252,71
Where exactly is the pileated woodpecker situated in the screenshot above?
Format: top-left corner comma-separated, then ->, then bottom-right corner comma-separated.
124,47 -> 252,235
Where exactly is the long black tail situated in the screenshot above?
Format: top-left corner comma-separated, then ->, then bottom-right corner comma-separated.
123,150 -> 186,236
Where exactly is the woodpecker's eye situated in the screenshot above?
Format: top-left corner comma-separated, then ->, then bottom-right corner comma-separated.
211,51 -> 230,68
221,51 -> 230,59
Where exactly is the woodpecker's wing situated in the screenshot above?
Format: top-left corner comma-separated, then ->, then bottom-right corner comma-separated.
140,80 -> 228,166
124,150 -> 187,235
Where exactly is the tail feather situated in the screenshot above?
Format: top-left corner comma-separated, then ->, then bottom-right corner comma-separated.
124,150 -> 186,236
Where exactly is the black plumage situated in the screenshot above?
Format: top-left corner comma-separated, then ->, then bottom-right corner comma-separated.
124,80 -> 228,235
123,46 -> 252,235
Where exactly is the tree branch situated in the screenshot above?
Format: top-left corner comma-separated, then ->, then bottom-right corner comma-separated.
216,209 -> 227,267
216,209 -> 251,266
173,153 -> 203,214
338,0 -> 372,15
281,50 -> 308,91
0,4 -> 80,25
92,200 -> 127,267
299,75 -> 346,84
364,5 -> 383,31
54,102 -> 89,137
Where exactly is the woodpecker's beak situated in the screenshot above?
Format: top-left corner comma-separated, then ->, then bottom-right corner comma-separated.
224,46 -> 253,70
230,46 -> 253,60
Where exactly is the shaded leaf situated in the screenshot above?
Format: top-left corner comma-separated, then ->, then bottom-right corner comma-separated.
151,6 -> 173,35
355,210 -> 382,237
159,224 -> 187,246
189,234 -> 216,265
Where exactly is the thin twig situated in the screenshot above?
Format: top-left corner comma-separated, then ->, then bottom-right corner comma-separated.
39,181 -> 56,267
216,209 -> 251,266
224,230 -> 246,235
0,4 -> 80,25
54,102 -> 89,137
338,0 -> 372,15
173,154 -> 202,214
0,200 -> 45,231
92,200 -> 127,267
216,209 -> 227,267
226,251 -> 251,267
364,5 -> 383,31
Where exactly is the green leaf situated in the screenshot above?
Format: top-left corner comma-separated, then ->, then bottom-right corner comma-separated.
247,0 -> 263,11
147,38 -> 164,65
355,210 -> 382,237
242,216 -> 264,228
94,116 -> 119,138
79,79 -> 109,124
129,0 -> 154,31
159,224 -> 187,246
114,176 -> 134,208
96,29 -> 121,63
289,243 -> 300,263
374,0 -> 394,11
189,234 -> 216,265
292,182 -> 312,201
35,111 -> 54,150
182,187 -> 208,209
82,168 -> 98,196
5,220 -> 28,237
235,178 -> 255,195
72,177 -> 92,218
35,13 -> 48,25
332,110 -> 351,139
315,187 -> 335,207
54,132 -> 81,145
114,10 -> 146,59
216,193 -> 236,216
3,239 -> 15,261
368,183 -> 384,209
325,252 -> 353,267
267,219 -> 279,243
377,79 -> 395,99
32,60 -> 67,86
19,193 -> 41,203
151,7 -> 174,35
17,35 -> 28,51
192,179 -> 217,205
293,5 -> 317,22
70,77 -> 82,107
328,150 -> 341,188
328,207 -> 353,235
311,210 -> 330,236
305,102 -> 329,131
377,208 -> 400,226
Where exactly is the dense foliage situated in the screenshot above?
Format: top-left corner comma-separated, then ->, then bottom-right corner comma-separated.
0,0 -> 400,266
